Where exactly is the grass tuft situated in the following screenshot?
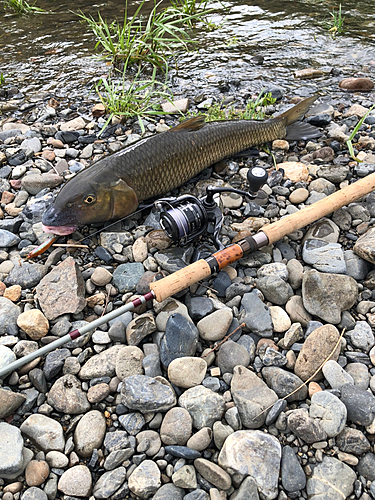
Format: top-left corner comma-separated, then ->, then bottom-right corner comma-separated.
324,4 -> 345,38
346,105 -> 375,162
3,0 -> 44,14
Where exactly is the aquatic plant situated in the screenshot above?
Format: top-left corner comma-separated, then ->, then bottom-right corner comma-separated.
0,73 -> 5,85
77,0 -> 213,72
95,60 -> 172,135
324,4 -> 345,38
3,0 -> 44,14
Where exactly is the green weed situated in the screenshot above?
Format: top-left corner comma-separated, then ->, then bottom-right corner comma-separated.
346,104 -> 375,162
0,73 -> 5,85
3,0 -> 44,14
324,4 -> 345,38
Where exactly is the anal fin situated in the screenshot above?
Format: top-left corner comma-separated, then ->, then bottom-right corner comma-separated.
286,121 -> 322,141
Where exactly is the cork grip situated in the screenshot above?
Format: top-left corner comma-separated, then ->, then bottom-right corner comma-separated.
262,172 -> 375,245
150,259 -> 212,302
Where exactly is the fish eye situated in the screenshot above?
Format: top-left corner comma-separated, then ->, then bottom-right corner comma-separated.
67,203 -> 73,208
84,194 -> 96,204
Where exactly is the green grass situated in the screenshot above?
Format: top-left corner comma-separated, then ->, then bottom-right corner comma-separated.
3,0 -> 44,14
188,92 -> 277,122
77,0 -> 214,72
324,4 -> 345,38
0,73 -> 5,85
346,104 -> 375,162
95,60 -> 172,135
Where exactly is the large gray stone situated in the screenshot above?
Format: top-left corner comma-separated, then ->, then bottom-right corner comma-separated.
0,422 -> 24,477
309,391 -> 347,437
20,414 -> 64,452
240,291 -> 273,337
179,385 -> 225,429
0,297 -> 20,335
306,455 -> 356,499
121,375 -> 176,413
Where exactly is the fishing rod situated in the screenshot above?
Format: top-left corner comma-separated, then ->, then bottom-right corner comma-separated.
1,170 -> 375,379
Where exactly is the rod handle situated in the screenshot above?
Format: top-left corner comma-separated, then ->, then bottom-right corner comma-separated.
150,259 -> 212,302
262,172 -> 375,244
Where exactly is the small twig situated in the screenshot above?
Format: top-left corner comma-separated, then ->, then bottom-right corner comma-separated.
52,244 -> 89,249
100,288 -> 111,318
202,322 -> 246,357
252,327 -> 346,421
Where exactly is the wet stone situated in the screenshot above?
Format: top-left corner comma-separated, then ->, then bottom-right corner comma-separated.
20,414 -> 64,452
179,385 -> 225,429
160,313 -> 199,367
36,257 -> 86,320
47,374 -> 91,414
164,445 -> 201,460
112,262 -> 145,293
281,445 -> 306,493
121,375 -> 176,413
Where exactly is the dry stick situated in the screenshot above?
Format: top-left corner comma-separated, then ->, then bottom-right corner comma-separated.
52,244 -> 89,249
252,328 -> 346,421
202,322 -> 246,357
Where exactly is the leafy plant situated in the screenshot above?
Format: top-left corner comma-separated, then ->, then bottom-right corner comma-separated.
346,104 -> 375,162
0,73 -> 5,85
95,60 -> 172,135
77,0 -> 211,72
3,0 -> 44,14
324,4 -> 345,38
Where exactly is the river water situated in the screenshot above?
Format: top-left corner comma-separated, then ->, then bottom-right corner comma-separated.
0,0 -> 374,99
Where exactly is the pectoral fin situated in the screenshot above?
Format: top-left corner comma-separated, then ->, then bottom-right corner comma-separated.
286,122 -> 322,141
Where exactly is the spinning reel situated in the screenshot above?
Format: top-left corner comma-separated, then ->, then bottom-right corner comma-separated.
156,166 -> 268,250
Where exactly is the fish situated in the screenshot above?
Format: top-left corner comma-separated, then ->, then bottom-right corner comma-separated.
42,95 -> 320,235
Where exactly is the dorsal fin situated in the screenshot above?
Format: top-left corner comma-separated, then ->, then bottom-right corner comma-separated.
170,116 -> 206,132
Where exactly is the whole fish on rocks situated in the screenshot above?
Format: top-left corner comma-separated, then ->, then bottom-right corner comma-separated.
42,96 -> 320,235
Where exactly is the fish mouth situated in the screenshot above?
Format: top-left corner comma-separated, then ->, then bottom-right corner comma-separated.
42,224 -> 77,236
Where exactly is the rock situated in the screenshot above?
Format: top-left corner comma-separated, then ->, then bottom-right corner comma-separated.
21,173 -> 63,195
164,445 -> 201,459
93,467 -> 126,499
262,367 -> 307,402
306,456 -> 356,499
126,312 -> 156,346
340,383 -> 375,426
0,423 -> 24,477
160,407 -> 192,445
0,387 -> 26,418
302,239 -> 346,274
231,365 -> 278,428
281,446 -> 306,492
79,345 -> 123,379
161,98 -> 189,113
344,103 -> 371,118
172,465 -> 197,489
213,420 -> 234,449
309,390 -> 347,437
60,116 -> 86,131
43,348 -> 70,380
160,313 -> 199,367
187,427 -> 212,451
0,297 -> 20,334
121,375 -> 176,412
278,322 -> 303,349
339,77 -> 374,91
47,374 -> 91,414
155,298 -> 191,331
197,309 -> 233,341
167,357 -> 207,388
119,412 -> 145,435
16,309 -> 49,340
116,346 -> 144,379
0,229 -> 20,247
350,321 -> 374,352
294,324 -> 340,381
269,306 -> 291,333
345,362 -> 369,389
5,262 -> 47,290
216,340 -> 251,374
36,257 -> 86,320
294,68 -> 324,79
278,162 -> 309,182
336,427 -> 371,455
0,344 -> 17,373
57,465 -> 92,497
152,484 -> 184,500
18,487 -> 47,500
256,275 -> 293,305
194,458 -> 231,490
25,460 -> 49,487
3,284 -> 21,302
90,267 -> 113,286
219,430 -> 281,500
344,249 -> 370,280
354,227 -> 375,264
112,262 -> 145,293
74,410 -> 106,457
179,385 -> 225,429
128,460 -> 161,499
302,270 -> 357,324
285,296 -> 312,327
240,291 -> 273,337
322,359 -> 354,389
45,451 -> 69,468
356,453 -> 375,481
287,409 -> 327,444
20,414 -> 64,452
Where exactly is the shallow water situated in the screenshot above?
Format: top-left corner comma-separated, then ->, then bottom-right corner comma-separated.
0,0 -> 374,97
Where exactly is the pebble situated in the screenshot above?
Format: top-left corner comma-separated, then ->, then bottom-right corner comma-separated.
112,262 -> 145,293
160,313 -> 199,367
309,390 -> 347,437
340,383 -> 375,426
25,460 -> 49,487
16,309 -> 49,340
179,385 -> 225,429
336,427 -> 370,455
93,466 -> 127,498
74,410 -> 106,457
116,345 -> 144,379
91,266 -> 113,286
168,356 -> 207,388
197,309 -> 233,341
0,423 -> 24,477
121,375 -> 177,412
0,344 -> 17,372
128,460 -> 161,499
20,414 -> 64,452
349,321 -> 375,352
160,407 -> 192,445
262,366 -> 307,402
269,306 -> 291,332
172,464 -> 197,489
281,445 -> 306,492
306,456 -> 356,500
288,409 -> 327,443
47,373 -> 91,414
219,430 -> 281,499
194,458 -> 231,490
0,387 -> 26,418
58,465 -> 92,497
216,340 -> 251,374
240,291 -> 273,337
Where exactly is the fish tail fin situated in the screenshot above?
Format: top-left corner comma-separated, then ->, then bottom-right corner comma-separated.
277,95 -> 319,125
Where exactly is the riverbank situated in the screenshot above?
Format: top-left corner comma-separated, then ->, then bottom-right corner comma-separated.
1,77 -> 375,500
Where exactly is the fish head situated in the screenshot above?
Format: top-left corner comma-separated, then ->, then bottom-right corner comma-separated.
42,177 -> 138,235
